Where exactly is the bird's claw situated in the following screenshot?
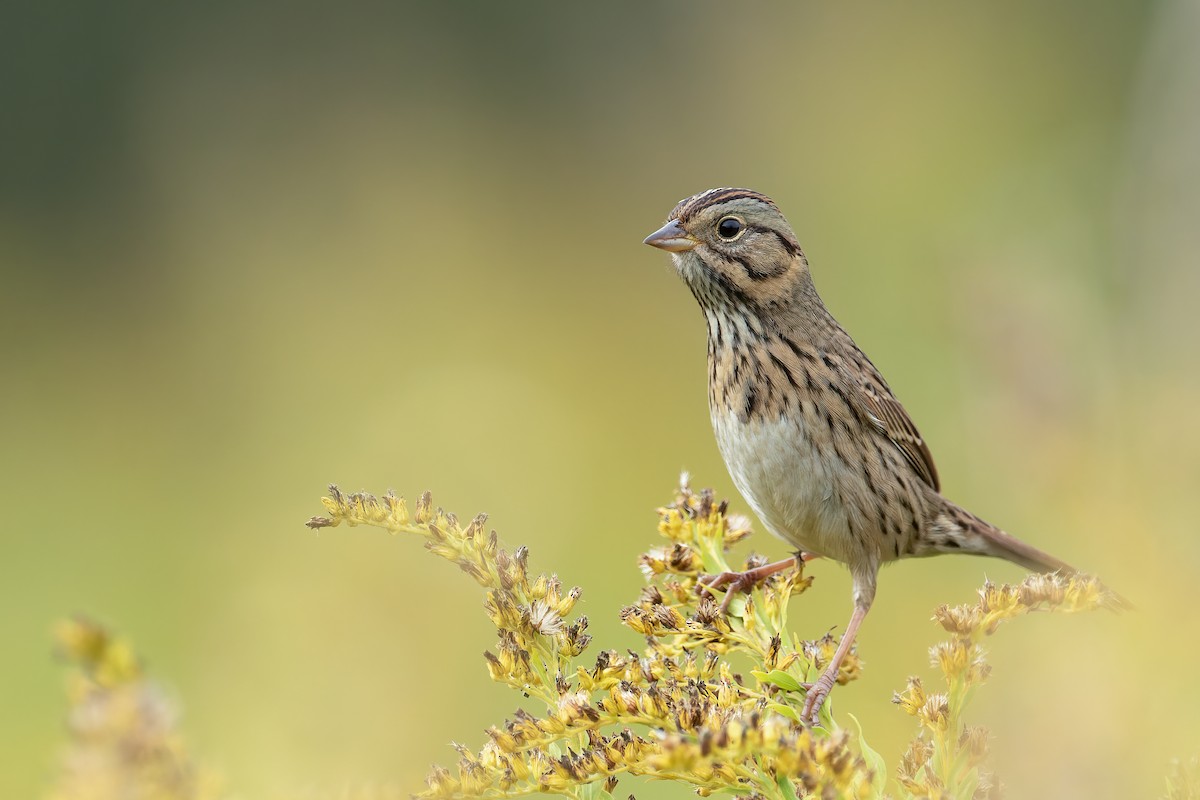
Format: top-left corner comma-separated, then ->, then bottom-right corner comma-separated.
696,557 -> 801,615
697,569 -> 763,614
800,673 -> 836,726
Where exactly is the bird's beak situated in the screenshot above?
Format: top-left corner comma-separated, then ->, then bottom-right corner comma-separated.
643,219 -> 699,253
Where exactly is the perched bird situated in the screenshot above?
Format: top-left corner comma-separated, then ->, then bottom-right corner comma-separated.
645,187 -> 1080,725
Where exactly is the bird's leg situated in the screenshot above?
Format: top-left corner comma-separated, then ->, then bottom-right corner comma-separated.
801,599 -> 870,726
698,553 -> 815,614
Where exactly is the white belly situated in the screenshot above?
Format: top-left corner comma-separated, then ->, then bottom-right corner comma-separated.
711,411 -> 863,565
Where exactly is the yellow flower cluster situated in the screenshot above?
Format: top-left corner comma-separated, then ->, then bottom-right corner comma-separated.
311,477 -> 877,800
48,618 -> 224,800
36,475 -> 1126,800
893,572 -> 1121,799
631,479 -> 818,656
931,573 -> 1121,638
422,684 -> 875,799
310,486 -> 587,699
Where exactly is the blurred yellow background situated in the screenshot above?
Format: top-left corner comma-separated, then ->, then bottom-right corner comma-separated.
3,3 -> 1198,797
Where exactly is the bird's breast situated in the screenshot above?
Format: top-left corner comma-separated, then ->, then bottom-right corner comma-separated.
710,408 -> 863,564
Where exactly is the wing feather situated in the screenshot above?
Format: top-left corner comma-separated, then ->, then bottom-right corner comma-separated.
855,377 -> 940,492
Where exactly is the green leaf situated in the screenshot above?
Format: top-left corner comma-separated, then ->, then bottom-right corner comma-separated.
726,593 -> 749,618
753,669 -> 804,693
766,702 -> 802,723
959,766 -> 980,799
848,713 -> 888,800
775,775 -> 800,800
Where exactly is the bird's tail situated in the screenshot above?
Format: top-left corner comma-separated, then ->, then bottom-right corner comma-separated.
934,500 -> 1077,574
927,500 -> 1129,608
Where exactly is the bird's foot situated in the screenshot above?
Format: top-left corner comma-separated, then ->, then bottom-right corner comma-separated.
800,669 -> 838,726
697,569 -> 763,614
696,557 -> 799,614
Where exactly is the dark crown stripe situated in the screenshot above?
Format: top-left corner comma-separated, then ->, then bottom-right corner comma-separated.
671,188 -> 778,222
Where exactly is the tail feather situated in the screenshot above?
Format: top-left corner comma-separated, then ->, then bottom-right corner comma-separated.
937,502 -> 1077,574
929,501 -> 1129,609
973,521 -> 1077,574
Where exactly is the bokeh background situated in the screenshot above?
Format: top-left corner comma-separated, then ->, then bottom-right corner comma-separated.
3,2 -> 1198,797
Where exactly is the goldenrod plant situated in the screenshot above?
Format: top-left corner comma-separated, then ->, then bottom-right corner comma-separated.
49,617 -> 224,800
891,574 -> 1119,798
303,476 -> 1117,800
46,476 -> 1138,799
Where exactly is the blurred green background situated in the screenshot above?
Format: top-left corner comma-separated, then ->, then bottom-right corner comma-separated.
3,2 -> 1198,797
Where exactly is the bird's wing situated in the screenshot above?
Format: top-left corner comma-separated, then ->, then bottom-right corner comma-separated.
853,374 -> 941,493
776,328 -> 942,492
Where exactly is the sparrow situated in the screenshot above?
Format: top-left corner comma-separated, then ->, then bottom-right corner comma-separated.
645,187 -> 1081,724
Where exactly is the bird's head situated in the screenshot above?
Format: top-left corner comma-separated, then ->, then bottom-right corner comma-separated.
644,188 -> 809,311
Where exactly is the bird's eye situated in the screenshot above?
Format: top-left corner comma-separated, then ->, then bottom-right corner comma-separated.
716,217 -> 743,240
